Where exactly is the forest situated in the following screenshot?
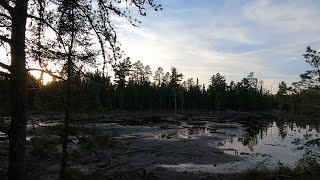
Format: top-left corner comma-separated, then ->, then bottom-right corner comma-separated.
2,57 -> 320,118
1,0 -> 320,180
1,66 -> 275,114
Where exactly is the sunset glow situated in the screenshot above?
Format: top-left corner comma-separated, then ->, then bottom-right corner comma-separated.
30,70 -> 53,85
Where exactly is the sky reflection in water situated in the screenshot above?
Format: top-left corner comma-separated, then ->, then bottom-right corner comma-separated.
222,121 -> 320,167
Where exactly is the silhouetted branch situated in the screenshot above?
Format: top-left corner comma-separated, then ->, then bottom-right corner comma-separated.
0,61 -> 10,70
0,70 -> 11,78
0,35 -> 11,44
27,68 -> 64,81
0,1 -> 13,14
27,14 -> 68,53
77,5 -> 107,76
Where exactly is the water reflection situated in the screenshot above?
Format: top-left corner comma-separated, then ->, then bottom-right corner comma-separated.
276,121 -> 287,139
155,126 -> 210,139
222,120 -> 320,167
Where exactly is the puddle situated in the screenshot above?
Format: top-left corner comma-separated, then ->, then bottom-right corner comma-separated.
221,121 -> 320,168
155,126 -> 213,139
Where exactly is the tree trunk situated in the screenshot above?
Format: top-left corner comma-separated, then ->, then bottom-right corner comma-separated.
174,89 -> 177,118
60,56 -> 71,178
181,94 -> 183,115
61,15 -> 75,177
9,1 -> 29,179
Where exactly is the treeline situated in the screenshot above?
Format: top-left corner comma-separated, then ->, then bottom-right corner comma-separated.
273,46 -> 320,117
3,46 -> 320,117
2,55 -> 320,117
274,81 -> 320,117
0,50 -> 320,117
0,59 -> 274,114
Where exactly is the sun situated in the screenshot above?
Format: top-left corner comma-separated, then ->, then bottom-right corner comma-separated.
30,70 -> 53,85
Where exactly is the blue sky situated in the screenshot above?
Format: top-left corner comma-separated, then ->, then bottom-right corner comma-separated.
114,0 -> 320,92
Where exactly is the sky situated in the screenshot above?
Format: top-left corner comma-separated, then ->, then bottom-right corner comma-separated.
113,0 -> 320,93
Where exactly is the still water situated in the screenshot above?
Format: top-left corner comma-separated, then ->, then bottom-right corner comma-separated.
216,120 -> 320,172
160,121 -> 320,173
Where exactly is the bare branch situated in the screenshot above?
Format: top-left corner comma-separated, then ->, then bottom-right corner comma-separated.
0,1 -> 13,15
0,61 -> 10,70
0,35 -> 11,44
0,70 -> 11,78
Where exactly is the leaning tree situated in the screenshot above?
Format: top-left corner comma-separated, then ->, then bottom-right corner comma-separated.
0,0 -> 161,179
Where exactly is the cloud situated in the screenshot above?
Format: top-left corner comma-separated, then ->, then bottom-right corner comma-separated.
243,0 -> 320,33
113,0 -> 320,89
